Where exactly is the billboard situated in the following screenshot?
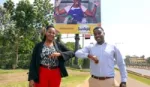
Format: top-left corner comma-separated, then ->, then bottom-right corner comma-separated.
54,0 -> 101,34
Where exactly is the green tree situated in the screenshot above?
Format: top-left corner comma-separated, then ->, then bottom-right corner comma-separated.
0,5 -> 17,68
65,42 -> 75,66
147,57 -> 150,64
65,42 -> 85,68
8,0 -> 37,68
82,59 -> 90,69
3,0 -> 14,15
125,55 -> 131,59
0,4 -> 13,46
0,0 -> 54,69
125,55 -> 131,65
0,6 -> 6,46
56,33 -> 62,42
12,0 -> 54,68
32,0 -> 54,42
13,0 -> 36,33
33,0 -> 54,28
140,55 -> 145,58
65,42 -> 75,51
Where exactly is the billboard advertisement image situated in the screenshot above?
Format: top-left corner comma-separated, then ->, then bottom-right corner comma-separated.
54,0 -> 101,34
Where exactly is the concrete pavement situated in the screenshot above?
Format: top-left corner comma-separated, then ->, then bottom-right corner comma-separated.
77,71 -> 150,87
115,71 -> 150,87
127,67 -> 150,76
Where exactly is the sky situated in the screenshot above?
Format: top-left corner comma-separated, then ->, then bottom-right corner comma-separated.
0,0 -> 150,58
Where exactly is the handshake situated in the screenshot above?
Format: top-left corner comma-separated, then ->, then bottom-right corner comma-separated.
88,54 -> 99,64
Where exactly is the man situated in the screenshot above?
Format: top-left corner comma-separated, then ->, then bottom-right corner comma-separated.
55,0 -> 99,24
75,27 -> 127,87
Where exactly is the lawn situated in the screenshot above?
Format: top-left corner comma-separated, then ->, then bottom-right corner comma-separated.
0,69 -> 27,74
61,67 -> 90,87
115,68 -> 150,85
0,82 -> 28,87
0,67 -> 90,87
128,73 -> 150,85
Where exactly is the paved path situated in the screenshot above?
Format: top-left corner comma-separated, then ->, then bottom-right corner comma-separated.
77,71 -> 150,87
127,67 -> 150,76
115,71 -> 150,87
115,66 -> 150,76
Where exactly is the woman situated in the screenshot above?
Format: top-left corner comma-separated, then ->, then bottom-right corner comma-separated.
55,0 -> 99,23
28,25 -> 75,87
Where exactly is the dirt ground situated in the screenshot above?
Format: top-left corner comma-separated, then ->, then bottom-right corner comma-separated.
0,69 -> 89,85
0,72 -> 28,85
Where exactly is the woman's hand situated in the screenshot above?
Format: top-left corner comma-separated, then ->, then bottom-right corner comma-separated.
29,80 -> 34,87
48,52 -> 61,58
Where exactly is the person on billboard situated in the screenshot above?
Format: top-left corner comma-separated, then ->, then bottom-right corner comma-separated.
55,0 -> 99,24
75,27 -> 127,87
28,25 -> 75,87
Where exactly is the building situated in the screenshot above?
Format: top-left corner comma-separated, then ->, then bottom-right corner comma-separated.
129,57 -> 147,64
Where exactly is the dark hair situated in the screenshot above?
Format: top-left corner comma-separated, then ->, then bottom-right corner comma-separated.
46,24 -> 54,30
93,27 -> 104,33
42,25 -> 55,42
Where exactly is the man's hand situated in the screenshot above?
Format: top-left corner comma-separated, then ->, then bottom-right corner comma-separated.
48,52 -> 61,58
93,1 -> 100,7
120,82 -> 126,87
88,54 -> 99,64
92,56 -> 99,64
29,80 -> 34,87
55,0 -> 61,7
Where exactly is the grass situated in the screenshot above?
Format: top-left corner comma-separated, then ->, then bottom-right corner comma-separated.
0,81 -> 28,87
0,67 -> 89,87
128,73 -> 150,85
0,69 -> 28,74
115,68 -> 150,85
61,68 -> 89,87
61,67 -> 90,87
61,74 -> 89,87
67,67 -> 90,72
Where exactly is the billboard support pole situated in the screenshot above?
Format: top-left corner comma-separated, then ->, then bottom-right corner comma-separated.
74,34 -> 80,65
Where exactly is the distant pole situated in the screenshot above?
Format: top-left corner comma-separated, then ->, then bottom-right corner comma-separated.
74,34 -> 80,65
82,34 -> 84,47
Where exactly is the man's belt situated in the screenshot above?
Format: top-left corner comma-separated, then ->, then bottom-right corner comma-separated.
92,75 -> 114,80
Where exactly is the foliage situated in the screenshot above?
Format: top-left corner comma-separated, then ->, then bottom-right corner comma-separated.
0,68 -> 89,87
64,42 -> 89,69
65,42 -> 75,51
147,57 -> 150,64
0,0 -> 54,69
3,0 -> 14,15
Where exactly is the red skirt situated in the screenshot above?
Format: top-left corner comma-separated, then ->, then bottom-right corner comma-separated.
34,66 -> 61,87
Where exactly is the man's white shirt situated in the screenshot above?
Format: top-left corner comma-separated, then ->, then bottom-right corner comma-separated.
75,42 -> 127,82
